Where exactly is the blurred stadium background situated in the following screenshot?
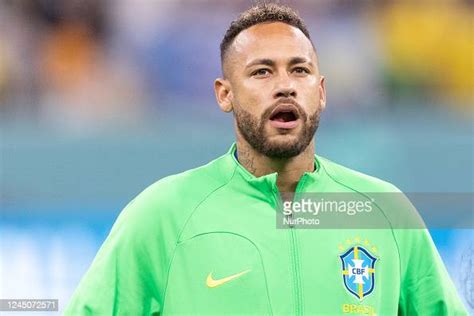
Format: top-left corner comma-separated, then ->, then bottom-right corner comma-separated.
0,0 -> 472,314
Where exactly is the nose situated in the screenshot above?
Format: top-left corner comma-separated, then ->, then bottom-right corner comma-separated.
273,73 -> 297,99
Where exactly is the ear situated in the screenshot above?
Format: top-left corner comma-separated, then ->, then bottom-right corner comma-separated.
214,78 -> 233,112
319,75 -> 326,111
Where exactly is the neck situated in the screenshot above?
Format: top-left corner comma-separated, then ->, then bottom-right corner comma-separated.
236,139 -> 315,193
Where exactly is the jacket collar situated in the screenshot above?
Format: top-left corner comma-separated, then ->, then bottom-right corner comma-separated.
226,142 -> 324,193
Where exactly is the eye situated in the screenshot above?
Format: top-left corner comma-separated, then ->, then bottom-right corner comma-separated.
293,67 -> 310,75
252,68 -> 271,77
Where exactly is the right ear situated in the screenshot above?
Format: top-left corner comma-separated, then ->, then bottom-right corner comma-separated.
214,78 -> 233,112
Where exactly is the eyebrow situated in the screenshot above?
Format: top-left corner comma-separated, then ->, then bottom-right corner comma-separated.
245,57 -> 314,69
246,58 -> 275,69
289,57 -> 314,68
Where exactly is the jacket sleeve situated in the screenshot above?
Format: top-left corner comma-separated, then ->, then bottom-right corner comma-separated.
64,199 -> 164,315
397,228 -> 468,315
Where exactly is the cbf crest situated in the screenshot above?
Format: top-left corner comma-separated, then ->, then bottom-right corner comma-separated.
339,238 -> 378,301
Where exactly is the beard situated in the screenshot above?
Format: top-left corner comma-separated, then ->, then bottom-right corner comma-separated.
234,103 -> 320,159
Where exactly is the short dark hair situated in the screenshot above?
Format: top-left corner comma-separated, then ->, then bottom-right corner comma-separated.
220,3 -> 312,66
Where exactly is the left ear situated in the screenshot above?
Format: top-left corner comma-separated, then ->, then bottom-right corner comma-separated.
319,75 -> 326,110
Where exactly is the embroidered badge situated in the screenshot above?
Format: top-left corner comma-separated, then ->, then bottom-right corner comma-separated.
339,238 -> 378,301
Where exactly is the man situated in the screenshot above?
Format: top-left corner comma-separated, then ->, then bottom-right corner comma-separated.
65,3 -> 467,315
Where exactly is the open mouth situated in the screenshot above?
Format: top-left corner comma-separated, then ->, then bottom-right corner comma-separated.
270,110 -> 297,122
269,104 -> 300,129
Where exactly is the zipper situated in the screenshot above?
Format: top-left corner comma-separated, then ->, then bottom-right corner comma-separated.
273,173 -> 309,316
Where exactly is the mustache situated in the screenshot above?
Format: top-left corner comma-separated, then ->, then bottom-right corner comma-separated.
262,98 -> 306,121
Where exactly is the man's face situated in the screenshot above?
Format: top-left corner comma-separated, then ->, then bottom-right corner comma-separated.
219,22 -> 326,158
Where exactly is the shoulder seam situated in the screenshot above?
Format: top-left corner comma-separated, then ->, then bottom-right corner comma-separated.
160,162 -> 238,310
176,163 -> 238,243
321,161 -> 403,282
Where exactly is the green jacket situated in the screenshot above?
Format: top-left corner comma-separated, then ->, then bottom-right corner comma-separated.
65,144 -> 467,315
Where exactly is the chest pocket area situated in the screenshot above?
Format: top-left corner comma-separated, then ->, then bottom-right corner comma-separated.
162,232 -> 272,315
